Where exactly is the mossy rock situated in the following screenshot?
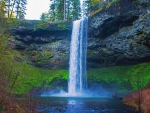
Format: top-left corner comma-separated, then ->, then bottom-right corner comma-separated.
43,51 -> 52,58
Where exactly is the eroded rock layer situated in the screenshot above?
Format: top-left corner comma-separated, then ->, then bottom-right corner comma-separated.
10,0 -> 150,69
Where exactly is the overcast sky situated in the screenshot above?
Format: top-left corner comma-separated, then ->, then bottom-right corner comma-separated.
25,0 -> 49,20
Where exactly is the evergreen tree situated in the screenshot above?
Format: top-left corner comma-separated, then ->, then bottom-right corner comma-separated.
43,0 -> 117,22
49,0 -> 56,21
15,0 -> 27,19
47,0 -> 80,21
1,0 -> 27,18
40,13 -> 48,21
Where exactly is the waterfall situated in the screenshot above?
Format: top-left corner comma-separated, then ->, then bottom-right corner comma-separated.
68,0 -> 88,96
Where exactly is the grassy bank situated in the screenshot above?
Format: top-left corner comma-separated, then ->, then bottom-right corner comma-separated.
11,60 -> 150,95
11,62 -> 68,94
88,62 -> 150,92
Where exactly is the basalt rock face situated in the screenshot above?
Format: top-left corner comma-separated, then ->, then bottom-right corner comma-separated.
10,20 -> 72,69
87,0 -> 150,67
10,0 -> 150,69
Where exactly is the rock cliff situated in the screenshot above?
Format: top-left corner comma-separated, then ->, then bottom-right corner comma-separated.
10,0 -> 150,69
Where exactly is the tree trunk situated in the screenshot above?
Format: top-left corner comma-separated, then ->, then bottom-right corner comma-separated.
7,0 -> 11,18
10,0 -> 16,18
16,0 -> 21,18
64,0 -> 66,20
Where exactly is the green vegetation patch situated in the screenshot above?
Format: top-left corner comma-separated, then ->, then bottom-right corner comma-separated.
90,0 -> 118,16
36,21 -> 48,29
88,62 -> 150,91
11,59 -> 68,95
7,48 -> 150,95
12,56 -> 150,95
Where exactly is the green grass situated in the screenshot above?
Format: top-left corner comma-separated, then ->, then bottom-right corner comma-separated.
9,50 -> 150,95
11,60 -> 150,95
88,62 -> 150,91
11,61 -> 68,95
13,61 -> 150,94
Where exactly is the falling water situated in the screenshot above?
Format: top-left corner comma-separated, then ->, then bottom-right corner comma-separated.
68,0 -> 88,96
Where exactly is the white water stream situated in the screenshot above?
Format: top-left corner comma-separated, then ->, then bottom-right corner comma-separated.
68,0 -> 88,96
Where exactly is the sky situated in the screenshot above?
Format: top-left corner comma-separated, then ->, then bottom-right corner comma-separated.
25,0 -> 50,20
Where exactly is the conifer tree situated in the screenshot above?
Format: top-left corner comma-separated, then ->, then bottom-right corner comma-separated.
1,0 -> 27,18
15,0 -> 27,19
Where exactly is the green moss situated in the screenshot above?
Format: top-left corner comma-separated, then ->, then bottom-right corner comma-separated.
57,21 -> 67,30
9,49 -> 150,95
91,8 -> 103,16
43,51 -> 52,58
58,53 -> 67,57
11,62 -> 69,95
91,0 -> 118,16
7,18 -> 21,28
25,50 -> 53,65
14,55 -> 26,62
138,33 -> 144,39
88,62 -> 150,91
10,56 -> 150,95
36,21 -> 48,29
25,50 -> 36,56
87,50 -> 101,58
49,20 -> 71,31
142,13 -> 150,18
6,51 -> 68,95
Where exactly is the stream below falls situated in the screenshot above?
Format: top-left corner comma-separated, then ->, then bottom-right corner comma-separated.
36,97 -> 137,113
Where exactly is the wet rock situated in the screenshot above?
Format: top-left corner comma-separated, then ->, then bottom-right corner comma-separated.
87,0 -> 150,67
9,0 -> 150,68
136,0 -> 150,6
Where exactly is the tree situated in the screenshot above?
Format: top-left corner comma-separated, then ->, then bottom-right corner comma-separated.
15,0 -> 27,19
0,0 -> 5,18
40,13 -> 47,21
41,0 -> 119,22
47,0 -> 80,21
52,0 -> 67,21
1,0 -> 27,18
0,11 -> 38,113
48,0 -> 56,21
